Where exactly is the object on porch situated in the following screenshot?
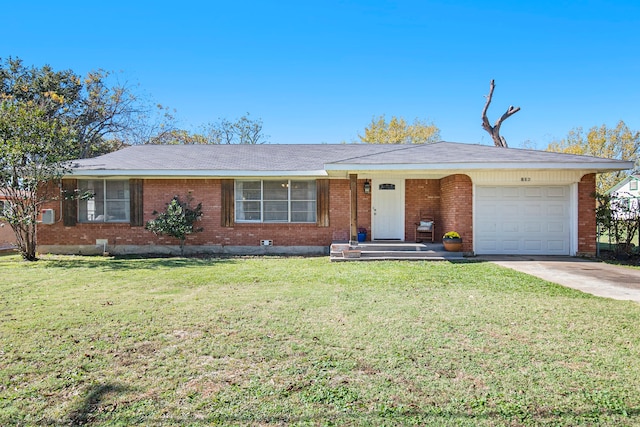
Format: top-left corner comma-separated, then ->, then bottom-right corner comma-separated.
415,212 -> 435,243
442,231 -> 463,252
342,247 -> 362,258
357,227 -> 367,242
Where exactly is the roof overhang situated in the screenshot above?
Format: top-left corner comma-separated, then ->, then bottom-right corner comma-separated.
67,169 -> 330,178
67,160 -> 634,179
324,161 -> 634,172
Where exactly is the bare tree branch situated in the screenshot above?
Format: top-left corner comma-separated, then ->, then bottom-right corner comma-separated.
481,79 -> 520,148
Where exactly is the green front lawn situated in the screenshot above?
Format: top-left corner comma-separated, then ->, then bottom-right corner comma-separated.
599,231 -> 640,250
1,255 -> 639,426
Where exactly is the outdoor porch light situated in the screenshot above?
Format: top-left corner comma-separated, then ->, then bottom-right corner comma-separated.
363,180 -> 371,194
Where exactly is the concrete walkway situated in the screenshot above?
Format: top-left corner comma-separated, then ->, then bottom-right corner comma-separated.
477,256 -> 640,303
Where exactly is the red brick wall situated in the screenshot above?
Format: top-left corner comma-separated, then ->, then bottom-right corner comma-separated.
0,196 -> 15,246
440,174 -> 473,252
38,176 -> 475,252
38,178 -> 353,249
405,179 -> 441,240
578,173 -> 597,256
355,179 -> 371,240
0,221 -> 15,246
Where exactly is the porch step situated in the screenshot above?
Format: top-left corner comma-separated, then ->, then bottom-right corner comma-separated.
329,242 -> 464,262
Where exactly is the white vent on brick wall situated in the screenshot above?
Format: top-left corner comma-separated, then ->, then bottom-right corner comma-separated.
41,209 -> 55,224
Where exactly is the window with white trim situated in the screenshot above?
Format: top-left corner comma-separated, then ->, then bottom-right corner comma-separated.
235,180 -> 316,223
78,179 -> 130,223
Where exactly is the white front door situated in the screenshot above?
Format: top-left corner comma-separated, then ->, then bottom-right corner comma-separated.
372,178 -> 405,240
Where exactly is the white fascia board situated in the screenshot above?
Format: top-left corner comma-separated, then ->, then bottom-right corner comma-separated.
605,176 -> 633,194
324,161 -> 634,172
67,169 -> 329,178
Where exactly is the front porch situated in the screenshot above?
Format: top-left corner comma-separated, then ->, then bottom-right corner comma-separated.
330,241 -> 465,262
344,174 -> 473,254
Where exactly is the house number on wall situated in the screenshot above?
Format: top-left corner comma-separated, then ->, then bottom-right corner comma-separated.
520,177 -> 531,182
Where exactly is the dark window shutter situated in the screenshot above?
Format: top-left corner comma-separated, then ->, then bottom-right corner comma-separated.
316,179 -> 329,227
129,179 -> 144,226
221,179 -> 235,227
62,179 -> 77,226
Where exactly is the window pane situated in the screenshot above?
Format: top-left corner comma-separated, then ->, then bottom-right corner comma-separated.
79,180 -> 104,198
291,181 -> 316,200
291,201 -> 316,222
78,180 -> 104,222
291,211 -> 316,222
106,180 -> 129,199
291,200 -> 316,211
264,201 -> 288,221
106,201 -> 129,221
263,180 -> 288,200
236,201 -> 261,221
236,181 -> 261,201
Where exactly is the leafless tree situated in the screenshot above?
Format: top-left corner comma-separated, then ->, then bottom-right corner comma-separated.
481,79 -> 520,148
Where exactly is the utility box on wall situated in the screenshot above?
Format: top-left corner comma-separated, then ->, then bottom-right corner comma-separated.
41,209 -> 55,224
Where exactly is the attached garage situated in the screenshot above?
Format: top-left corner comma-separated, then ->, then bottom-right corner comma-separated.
475,185 -> 572,255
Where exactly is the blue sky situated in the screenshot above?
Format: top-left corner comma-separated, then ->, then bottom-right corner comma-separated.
3,0 -> 639,148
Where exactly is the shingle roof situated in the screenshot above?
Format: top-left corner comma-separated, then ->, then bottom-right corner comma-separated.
69,141 -> 633,176
71,143 -> 391,172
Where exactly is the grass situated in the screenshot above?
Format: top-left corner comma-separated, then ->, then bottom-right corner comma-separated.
1,254 -> 640,426
599,230 -> 640,250
598,232 -> 640,268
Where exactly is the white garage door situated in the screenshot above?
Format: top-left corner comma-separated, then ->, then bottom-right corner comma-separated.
475,186 -> 571,255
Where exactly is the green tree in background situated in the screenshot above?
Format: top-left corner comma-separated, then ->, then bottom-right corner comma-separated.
148,113 -> 269,145
202,113 -> 270,144
0,57 -> 173,158
0,101 -> 75,260
146,129 -> 210,145
546,121 -> 639,193
359,115 -> 440,144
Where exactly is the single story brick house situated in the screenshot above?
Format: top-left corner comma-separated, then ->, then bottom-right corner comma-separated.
37,142 -> 632,256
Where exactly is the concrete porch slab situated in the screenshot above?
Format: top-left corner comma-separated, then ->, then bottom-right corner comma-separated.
330,241 -> 465,261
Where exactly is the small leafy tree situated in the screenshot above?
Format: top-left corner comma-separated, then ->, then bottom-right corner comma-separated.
595,192 -> 640,256
145,195 -> 203,256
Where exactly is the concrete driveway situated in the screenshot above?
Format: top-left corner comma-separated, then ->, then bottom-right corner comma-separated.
477,256 -> 640,303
